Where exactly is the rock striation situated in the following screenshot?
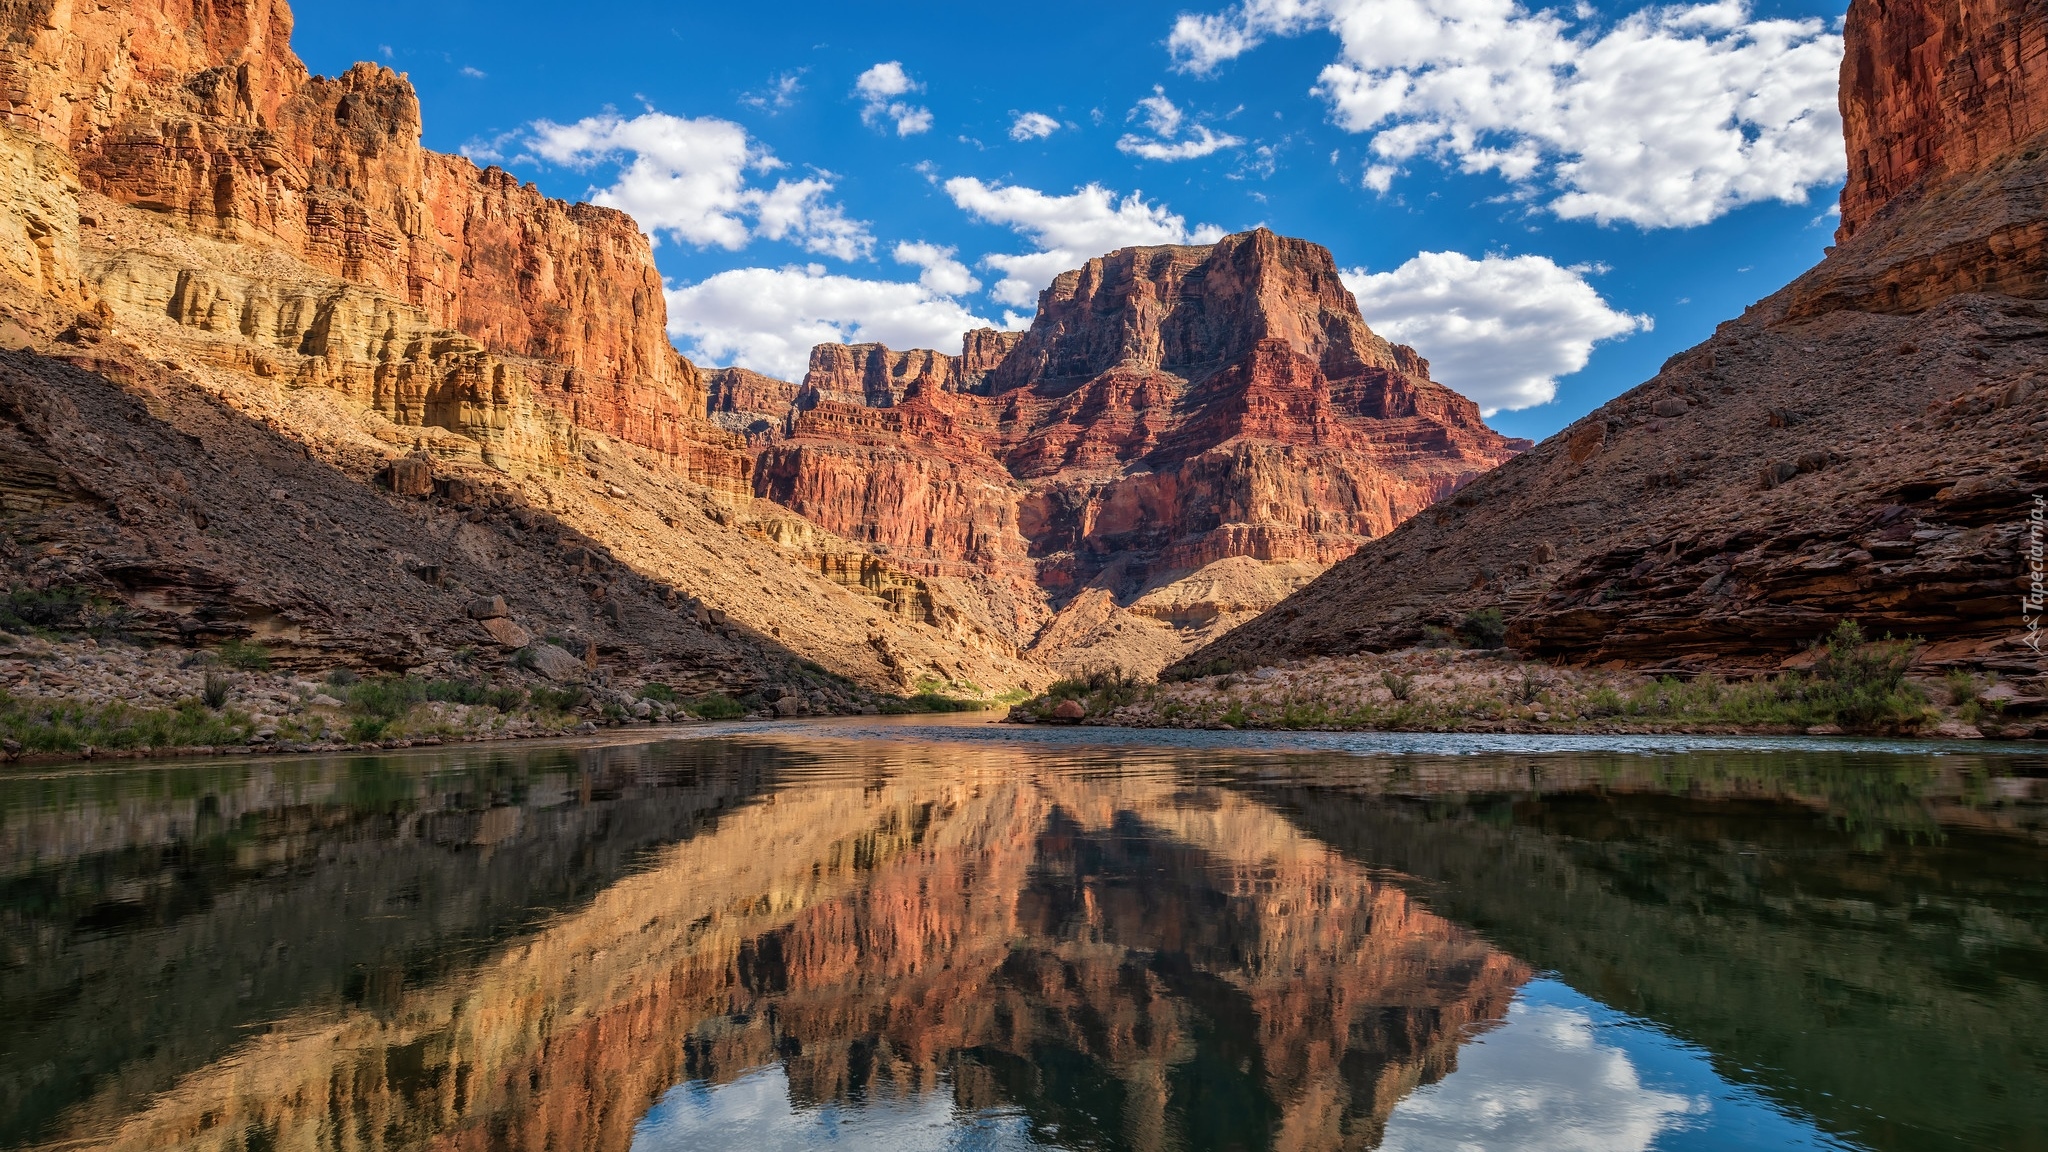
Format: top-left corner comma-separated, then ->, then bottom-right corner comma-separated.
747,229 -> 1527,673
1179,0 -> 2048,678
0,0 -> 1043,694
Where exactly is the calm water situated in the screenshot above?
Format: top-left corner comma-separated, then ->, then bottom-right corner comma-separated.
2,718 -> 2045,1152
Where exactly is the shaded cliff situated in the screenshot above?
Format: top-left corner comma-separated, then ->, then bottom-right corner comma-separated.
0,0 -> 1044,693
751,230 -> 1526,674
1177,0 -> 2048,677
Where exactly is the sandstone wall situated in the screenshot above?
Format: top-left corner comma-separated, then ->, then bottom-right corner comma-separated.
1838,0 -> 2048,238
0,0 -> 721,468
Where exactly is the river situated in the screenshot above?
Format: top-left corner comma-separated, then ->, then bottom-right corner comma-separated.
3,717 -> 2044,1151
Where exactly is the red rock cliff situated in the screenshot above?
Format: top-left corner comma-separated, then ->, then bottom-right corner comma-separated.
753,229 -> 1525,650
1838,0 -> 2048,238
0,0 -> 724,466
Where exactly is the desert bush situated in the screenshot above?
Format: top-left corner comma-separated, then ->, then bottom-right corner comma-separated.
687,692 -> 747,719
530,686 -> 590,714
1458,608 -> 1507,649
638,682 -> 679,703
1419,625 -> 1456,649
217,638 -> 272,670
1944,669 -> 1979,706
201,670 -> 231,710
0,692 -> 253,752
1381,671 -> 1413,700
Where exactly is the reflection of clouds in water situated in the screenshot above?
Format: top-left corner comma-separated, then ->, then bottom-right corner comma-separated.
1383,983 -> 1704,1152
629,1065 -> 1047,1151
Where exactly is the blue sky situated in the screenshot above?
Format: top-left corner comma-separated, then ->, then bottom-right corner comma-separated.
291,0 -> 1850,440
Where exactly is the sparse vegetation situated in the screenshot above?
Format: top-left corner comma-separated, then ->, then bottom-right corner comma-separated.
1040,621 -> 1939,735
0,691 -> 253,753
638,682 -> 679,704
217,638 -> 272,670
686,692 -> 747,719
201,670 -> 231,710
0,585 -> 138,641
1457,608 -> 1508,649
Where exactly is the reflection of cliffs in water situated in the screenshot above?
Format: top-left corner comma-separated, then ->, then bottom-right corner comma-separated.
1248,751 -> 2048,1152
0,743 -> 779,1149
30,746 -> 1526,1152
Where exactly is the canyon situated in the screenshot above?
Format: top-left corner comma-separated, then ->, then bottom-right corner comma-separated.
1179,0 -> 2048,681
0,0 -> 1523,697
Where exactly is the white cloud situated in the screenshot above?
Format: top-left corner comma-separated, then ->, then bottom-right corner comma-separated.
458,65 -> 486,79
1168,0 -> 1843,228
667,265 -> 995,382
741,70 -> 804,112
1010,111 -> 1062,141
1381,994 -> 1703,1152
894,242 -> 982,296
1116,87 -> 1244,161
855,62 -> 934,136
525,111 -> 873,258
944,177 -> 1228,306
1341,251 -> 1647,414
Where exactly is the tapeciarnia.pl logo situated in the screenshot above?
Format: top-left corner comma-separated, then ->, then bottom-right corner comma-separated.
2028,494 -> 2044,655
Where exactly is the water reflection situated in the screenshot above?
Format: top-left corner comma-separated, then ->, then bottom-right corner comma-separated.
0,727 -> 2042,1151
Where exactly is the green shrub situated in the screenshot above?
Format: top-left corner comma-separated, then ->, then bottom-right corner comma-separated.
1419,625 -> 1455,649
638,682 -> 679,703
687,692 -> 747,719
0,692 -> 253,752
201,670 -> 231,710
327,668 -> 359,687
217,638 -> 272,670
0,586 -> 137,641
346,677 -> 430,724
1381,672 -> 1413,700
1944,669 -> 1978,706
346,715 -> 389,743
530,686 -> 589,714
483,686 -> 528,712
1458,608 -> 1507,649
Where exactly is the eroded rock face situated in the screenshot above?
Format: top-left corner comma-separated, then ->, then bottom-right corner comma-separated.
1,0 -> 719,473
747,230 -> 1525,669
1838,0 -> 2048,240
1179,0 -> 2047,677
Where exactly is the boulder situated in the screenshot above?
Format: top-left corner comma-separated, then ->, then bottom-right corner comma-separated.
1650,398 -> 1691,418
1052,699 -> 1087,721
479,616 -> 532,648
773,696 -> 802,717
467,596 -> 509,620
376,452 -> 435,497
524,643 -> 585,682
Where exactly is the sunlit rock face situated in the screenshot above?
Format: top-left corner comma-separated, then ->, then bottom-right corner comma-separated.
30,756 -> 1526,1152
757,229 -> 1528,673
1176,0 -> 2048,676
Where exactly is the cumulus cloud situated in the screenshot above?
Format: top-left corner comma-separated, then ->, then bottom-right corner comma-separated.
894,241 -> 982,296
526,111 -> 873,259
1341,251 -> 1647,414
1116,87 -> 1244,161
945,177 -> 1228,305
1381,992 -> 1703,1152
1168,0 -> 1843,227
666,265 -> 995,382
855,62 -> 934,136
1010,111 -> 1062,141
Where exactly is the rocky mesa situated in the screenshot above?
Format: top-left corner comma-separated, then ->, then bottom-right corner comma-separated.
751,229 -> 1528,675
1177,0 -> 2047,680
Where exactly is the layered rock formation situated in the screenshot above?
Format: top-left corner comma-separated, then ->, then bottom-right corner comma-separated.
1179,0 -> 2048,677
0,0 -> 1041,692
749,231 -> 1526,674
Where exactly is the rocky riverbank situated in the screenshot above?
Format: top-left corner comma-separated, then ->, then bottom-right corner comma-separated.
0,632 -> 907,765
1010,635 -> 2043,740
